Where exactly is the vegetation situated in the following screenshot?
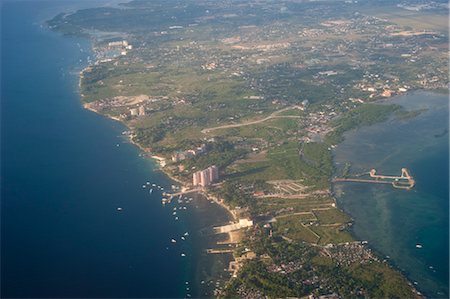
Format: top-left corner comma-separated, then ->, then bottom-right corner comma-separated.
46,0 -> 448,296
325,104 -> 401,144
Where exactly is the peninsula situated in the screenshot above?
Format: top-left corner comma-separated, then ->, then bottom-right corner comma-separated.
47,0 -> 448,297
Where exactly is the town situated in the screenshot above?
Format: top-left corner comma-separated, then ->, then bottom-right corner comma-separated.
47,0 -> 447,297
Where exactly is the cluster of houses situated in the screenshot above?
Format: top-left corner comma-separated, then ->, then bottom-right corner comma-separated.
172,144 -> 207,162
129,105 -> 146,117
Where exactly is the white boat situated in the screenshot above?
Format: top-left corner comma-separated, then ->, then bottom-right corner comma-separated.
117,207 -> 123,211
181,253 -> 186,257
175,217 -> 178,220
149,189 -> 153,194
171,239 -> 177,243
142,185 -> 146,188
181,236 -> 185,241
184,232 -> 189,236
416,244 -> 423,249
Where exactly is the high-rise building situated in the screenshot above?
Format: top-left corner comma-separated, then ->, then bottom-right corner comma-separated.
192,165 -> 219,187
193,171 -> 201,186
200,170 -> 210,187
209,165 -> 219,182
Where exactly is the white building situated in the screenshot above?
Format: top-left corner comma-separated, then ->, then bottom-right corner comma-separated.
138,105 -> 146,116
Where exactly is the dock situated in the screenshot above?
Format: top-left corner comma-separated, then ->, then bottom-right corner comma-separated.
168,188 -> 202,197
206,249 -> 234,254
333,168 -> 415,190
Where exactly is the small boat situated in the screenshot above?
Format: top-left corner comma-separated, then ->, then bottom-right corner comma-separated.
171,239 -> 177,243
149,189 -> 153,194
146,182 -> 150,185
416,244 -> 423,249
142,185 -> 146,188
117,207 -> 123,211
152,183 -> 156,187
181,253 -> 186,257
184,232 -> 189,236
172,212 -> 177,215
181,236 -> 185,241
175,217 -> 178,220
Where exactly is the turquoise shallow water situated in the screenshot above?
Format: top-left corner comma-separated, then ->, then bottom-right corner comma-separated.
333,91 -> 449,298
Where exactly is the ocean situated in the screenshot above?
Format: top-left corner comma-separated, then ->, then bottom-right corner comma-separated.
1,1 -> 231,297
333,91 -> 449,298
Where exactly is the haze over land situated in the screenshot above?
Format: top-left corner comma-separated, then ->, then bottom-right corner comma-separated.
2,0 -> 447,298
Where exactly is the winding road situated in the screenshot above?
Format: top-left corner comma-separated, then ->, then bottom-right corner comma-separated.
201,105 -> 303,134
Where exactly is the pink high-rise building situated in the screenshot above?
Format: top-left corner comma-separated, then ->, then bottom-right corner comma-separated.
193,171 -> 201,186
192,165 -> 219,187
209,165 -> 219,182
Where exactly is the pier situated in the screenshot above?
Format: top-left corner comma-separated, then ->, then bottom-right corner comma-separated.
333,168 -> 415,190
206,249 -> 234,254
168,188 -> 202,197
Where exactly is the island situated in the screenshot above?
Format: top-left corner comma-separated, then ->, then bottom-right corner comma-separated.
47,0 -> 448,297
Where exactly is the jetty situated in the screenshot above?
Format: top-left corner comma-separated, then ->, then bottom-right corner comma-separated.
169,188 -> 202,197
333,168 -> 415,190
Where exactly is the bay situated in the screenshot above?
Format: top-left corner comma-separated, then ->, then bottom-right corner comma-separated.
333,91 -> 449,298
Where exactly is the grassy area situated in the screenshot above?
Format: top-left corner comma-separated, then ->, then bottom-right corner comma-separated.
361,5 -> 449,32
325,103 -> 401,145
274,218 -> 320,243
313,208 -> 351,225
310,225 -> 354,245
229,142 -> 331,189
253,196 -> 334,215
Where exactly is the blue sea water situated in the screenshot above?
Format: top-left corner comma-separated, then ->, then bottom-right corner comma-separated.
333,92 -> 449,298
1,1 -> 196,297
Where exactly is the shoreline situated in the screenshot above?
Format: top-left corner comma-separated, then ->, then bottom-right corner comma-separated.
331,90 -> 449,298
75,33 -> 436,297
82,82 -> 426,297
81,98 -> 238,291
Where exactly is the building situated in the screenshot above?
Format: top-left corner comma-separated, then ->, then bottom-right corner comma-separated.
193,171 -> 202,186
199,170 -> 210,186
208,165 -> 219,182
138,105 -> 146,116
192,165 -> 219,187
130,108 -> 139,116
108,40 -> 128,47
